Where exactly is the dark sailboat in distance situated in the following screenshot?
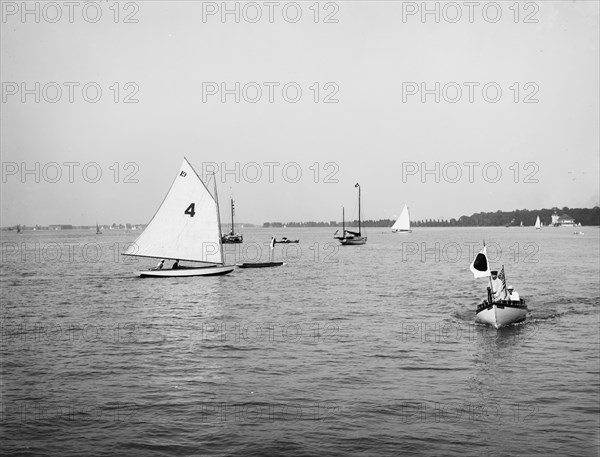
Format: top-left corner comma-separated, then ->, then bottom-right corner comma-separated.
334,183 -> 367,245
221,197 -> 243,243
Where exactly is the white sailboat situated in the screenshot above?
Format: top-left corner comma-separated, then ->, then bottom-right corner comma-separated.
96,222 -> 102,235
534,216 -> 541,230
391,204 -> 411,233
334,183 -> 367,245
122,158 -> 234,277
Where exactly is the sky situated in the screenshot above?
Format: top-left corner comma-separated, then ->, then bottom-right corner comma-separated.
1,1 -> 599,226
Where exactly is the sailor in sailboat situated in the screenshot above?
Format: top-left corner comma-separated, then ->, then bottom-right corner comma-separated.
151,259 -> 165,270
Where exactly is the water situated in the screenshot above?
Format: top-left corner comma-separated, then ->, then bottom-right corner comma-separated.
1,226 -> 599,456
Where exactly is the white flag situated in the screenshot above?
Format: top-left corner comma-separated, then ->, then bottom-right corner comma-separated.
470,246 -> 491,279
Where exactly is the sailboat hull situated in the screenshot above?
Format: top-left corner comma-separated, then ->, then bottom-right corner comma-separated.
222,234 -> 243,243
475,300 -> 527,328
339,236 -> 367,245
391,229 -> 412,233
139,265 -> 234,277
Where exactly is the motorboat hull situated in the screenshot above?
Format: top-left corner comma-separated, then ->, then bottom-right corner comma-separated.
475,300 -> 527,328
139,265 -> 234,277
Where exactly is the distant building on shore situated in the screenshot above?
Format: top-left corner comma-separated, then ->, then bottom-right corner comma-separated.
551,210 -> 575,227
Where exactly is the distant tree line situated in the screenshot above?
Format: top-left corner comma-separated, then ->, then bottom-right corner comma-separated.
263,207 -> 600,228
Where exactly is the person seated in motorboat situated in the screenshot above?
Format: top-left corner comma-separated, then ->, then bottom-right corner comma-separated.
151,259 -> 165,270
507,285 -> 520,302
172,260 -> 180,269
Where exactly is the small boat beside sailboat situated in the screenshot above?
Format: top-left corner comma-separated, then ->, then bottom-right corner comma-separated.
334,183 -> 367,245
391,204 -> 411,233
122,158 -> 234,277
470,244 -> 527,328
237,237 -> 284,268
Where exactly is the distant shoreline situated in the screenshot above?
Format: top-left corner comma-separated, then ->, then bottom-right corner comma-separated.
4,207 -> 598,231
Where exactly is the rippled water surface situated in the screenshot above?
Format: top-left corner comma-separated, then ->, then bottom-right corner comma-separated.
1,226 -> 599,456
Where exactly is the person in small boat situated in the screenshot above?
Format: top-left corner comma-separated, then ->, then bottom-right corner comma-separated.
154,259 -> 165,270
490,270 -> 505,300
507,286 -> 520,301
172,260 -> 180,269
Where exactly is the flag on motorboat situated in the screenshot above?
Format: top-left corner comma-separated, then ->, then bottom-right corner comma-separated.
470,245 -> 491,278
498,266 -> 508,299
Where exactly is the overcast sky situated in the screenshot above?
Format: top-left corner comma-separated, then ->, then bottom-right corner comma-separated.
1,1 -> 598,226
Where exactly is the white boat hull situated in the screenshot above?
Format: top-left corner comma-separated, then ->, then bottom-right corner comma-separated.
391,229 -> 412,233
475,300 -> 527,328
139,265 -> 234,277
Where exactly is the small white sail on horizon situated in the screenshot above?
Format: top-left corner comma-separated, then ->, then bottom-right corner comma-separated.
535,215 -> 541,230
391,204 -> 411,232
123,158 -> 231,276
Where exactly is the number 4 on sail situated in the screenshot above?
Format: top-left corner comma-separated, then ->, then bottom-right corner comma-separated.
122,158 -> 234,277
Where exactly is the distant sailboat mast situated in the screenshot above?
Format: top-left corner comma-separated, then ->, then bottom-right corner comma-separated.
213,174 -> 225,265
230,198 -> 235,235
357,183 -> 362,236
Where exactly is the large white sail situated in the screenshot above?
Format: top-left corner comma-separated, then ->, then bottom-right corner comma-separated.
123,158 -> 223,264
391,204 -> 411,231
534,216 -> 541,230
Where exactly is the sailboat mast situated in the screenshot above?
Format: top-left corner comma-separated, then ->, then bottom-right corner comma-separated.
483,240 -> 494,302
213,174 -> 225,265
342,207 -> 345,234
231,198 -> 234,234
357,184 -> 361,235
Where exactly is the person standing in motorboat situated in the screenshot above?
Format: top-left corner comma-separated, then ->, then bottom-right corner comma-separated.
490,270 -> 505,300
